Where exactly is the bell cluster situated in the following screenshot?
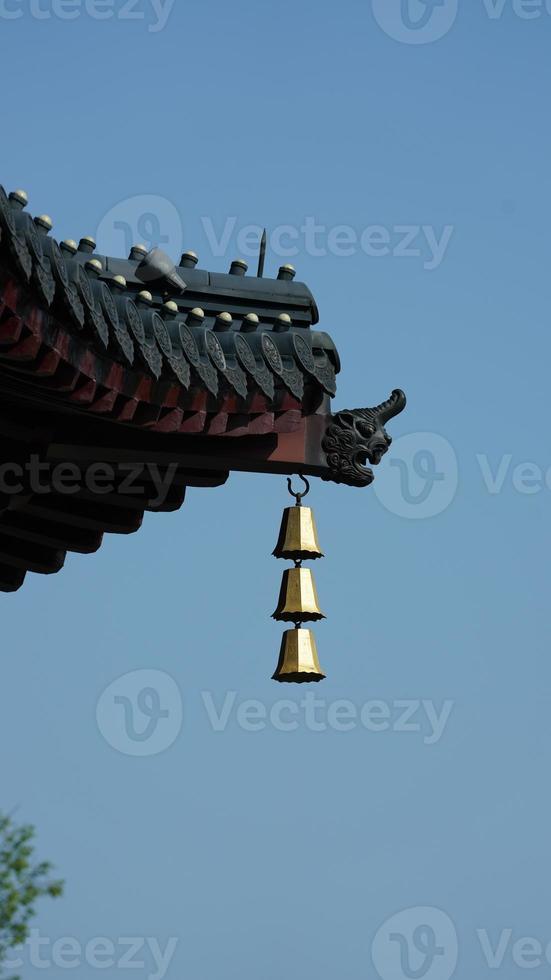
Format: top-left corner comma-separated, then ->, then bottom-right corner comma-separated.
0,185 -> 339,408
271,496 -> 326,683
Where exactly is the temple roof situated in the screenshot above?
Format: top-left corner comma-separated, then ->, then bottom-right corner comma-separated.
0,185 -> 339,439
0,183 -> 405,593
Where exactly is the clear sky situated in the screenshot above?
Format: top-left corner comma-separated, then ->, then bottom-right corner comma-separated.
1,2 -> 550,978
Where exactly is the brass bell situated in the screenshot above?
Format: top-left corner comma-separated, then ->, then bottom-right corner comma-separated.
273,505 -> 323,561
272,567 -> 325,623
272,628 -> 326,683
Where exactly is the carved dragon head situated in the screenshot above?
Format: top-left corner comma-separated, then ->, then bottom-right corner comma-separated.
322,389 -> 407,487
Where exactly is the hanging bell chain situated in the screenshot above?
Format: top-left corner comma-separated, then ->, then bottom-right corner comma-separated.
270,476 -> 327,683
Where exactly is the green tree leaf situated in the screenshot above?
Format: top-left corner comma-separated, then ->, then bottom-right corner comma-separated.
0,812 -> 64,980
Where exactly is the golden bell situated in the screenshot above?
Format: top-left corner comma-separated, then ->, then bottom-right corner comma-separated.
272,628 -> 326,683
272,506 -> 323,562
272,567 -> 325,623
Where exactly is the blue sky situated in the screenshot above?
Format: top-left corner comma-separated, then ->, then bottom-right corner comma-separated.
1,1 -> 551,978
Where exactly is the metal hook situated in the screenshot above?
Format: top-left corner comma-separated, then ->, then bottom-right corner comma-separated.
287,475 -> 310,505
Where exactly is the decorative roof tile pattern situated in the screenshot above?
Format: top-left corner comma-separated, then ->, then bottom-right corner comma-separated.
0,185 -> 339,440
